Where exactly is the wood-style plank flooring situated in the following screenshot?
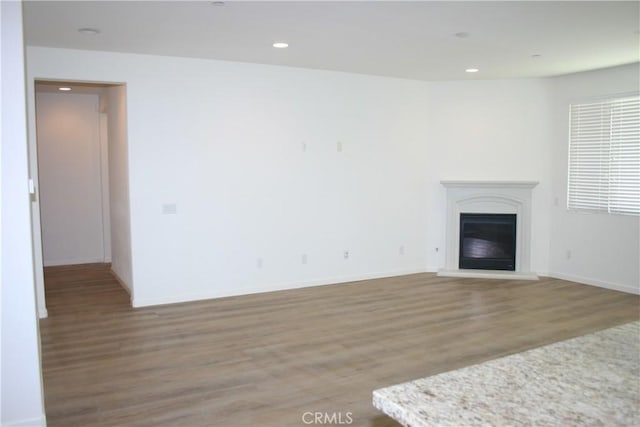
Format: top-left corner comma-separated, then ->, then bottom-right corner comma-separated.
40,264 -> 639,427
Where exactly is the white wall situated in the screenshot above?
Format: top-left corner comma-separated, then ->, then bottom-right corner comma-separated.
424,79 -> 554,273
36,92 -> 108,266
549,64 -> 640,294
26,47 -> 432,306
27,88 -> 46,318
105,85 -> 133,294
99,112 -> 112,261
1,1 -> 47,425
25,45 -> 639,308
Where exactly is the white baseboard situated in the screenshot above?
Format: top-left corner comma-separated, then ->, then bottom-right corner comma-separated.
43,257 -> 106,267
2,414 -> 47,427
132,268 -> 428,308
117,266 -> 639,308
549,272 -> 639,295
110,268 -> 132,297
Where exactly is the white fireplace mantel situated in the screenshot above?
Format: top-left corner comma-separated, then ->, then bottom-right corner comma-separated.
438,180 -> 539,280
440,180 -> 539,190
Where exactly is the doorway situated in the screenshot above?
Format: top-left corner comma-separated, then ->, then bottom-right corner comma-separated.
30,80 -> 132,317
36,84 -> 110,266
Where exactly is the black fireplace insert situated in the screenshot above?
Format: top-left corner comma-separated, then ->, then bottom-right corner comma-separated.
459,213 -> 516,271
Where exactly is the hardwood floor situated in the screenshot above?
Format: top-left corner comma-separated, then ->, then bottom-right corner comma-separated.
40,264 -> 639,427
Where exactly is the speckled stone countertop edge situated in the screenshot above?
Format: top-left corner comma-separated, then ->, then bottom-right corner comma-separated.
372,321 -> 640,427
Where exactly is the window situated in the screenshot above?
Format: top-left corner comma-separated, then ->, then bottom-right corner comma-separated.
568,94 -> 640,215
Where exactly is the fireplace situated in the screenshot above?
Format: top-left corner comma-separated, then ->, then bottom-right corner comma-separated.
459,213 -> 516,271
439,180 -> 538,280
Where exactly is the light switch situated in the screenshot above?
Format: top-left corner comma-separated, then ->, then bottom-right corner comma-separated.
162,203 -> 177,215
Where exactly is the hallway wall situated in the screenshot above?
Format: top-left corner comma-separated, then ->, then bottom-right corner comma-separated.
36,92 -> 109,266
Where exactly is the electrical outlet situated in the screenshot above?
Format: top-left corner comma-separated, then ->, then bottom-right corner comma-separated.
257,258 -> 263,268
302,254 -> 307,265
566,250 -> 571,260
399,245 -> 405,255
344,250 -> 349,260
435,247 -> 439,252
337,141 -> 343,152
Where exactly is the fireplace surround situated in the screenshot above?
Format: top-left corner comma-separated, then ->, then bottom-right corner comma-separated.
438,181 -> 538,280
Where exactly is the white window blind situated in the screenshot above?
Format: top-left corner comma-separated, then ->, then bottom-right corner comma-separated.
568,94 -> 640,215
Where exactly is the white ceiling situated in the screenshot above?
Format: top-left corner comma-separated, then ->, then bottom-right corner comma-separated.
23,1 -> 640,81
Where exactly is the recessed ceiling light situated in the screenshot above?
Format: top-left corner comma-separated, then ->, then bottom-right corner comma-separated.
465,68 -> 479,73
531,54 -> 542,59
273,42 -> 289,49
78,28 -> 100,35
211,1 -> 225,6
58,87 -> 72,91
454,32 -> 470,38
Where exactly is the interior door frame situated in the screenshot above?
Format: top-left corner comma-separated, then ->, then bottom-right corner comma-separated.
28,81 -> 112,318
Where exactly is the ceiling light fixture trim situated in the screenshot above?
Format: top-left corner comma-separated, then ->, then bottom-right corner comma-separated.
78,28 -> 100,35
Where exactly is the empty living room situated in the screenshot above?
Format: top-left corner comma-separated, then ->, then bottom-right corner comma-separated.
2,1 -> 639,427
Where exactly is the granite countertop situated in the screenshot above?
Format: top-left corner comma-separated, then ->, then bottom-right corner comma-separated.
373,321 -> 640,427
